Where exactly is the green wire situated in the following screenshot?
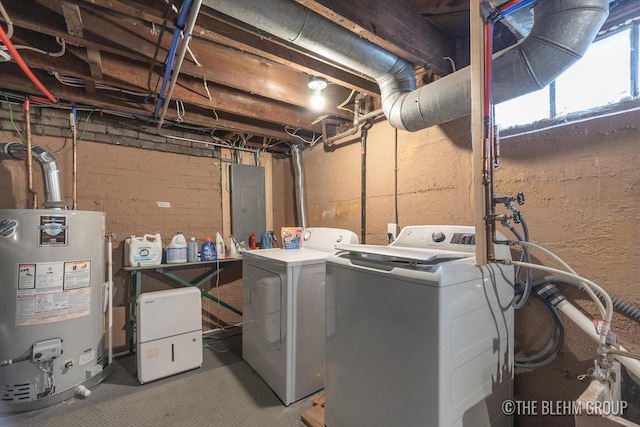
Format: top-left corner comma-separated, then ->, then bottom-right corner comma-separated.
54,109 -> 95,154
2,93 -> 26,144
78,109 -> 94,142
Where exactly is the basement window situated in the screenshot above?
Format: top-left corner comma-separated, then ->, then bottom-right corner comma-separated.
495,20 -> 638,131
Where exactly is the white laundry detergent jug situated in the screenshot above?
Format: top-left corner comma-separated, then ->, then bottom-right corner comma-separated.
166,232 -> 188,264
125,234 -> 162,267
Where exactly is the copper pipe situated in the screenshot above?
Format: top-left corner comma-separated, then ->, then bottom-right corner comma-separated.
324,94 -> 385,147
24,97 -> 38,209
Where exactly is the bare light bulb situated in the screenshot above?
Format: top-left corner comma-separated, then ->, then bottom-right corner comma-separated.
310,89 -> 325,111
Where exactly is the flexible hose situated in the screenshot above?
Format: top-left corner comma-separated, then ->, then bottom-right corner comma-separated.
502,222 -> 532,309
515,292 -> 564,368
542,275 -> 640,323
511,261 -> 613,349
517,241 -> 606,318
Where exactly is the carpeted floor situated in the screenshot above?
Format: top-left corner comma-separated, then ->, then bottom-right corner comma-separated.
16,360 -> 298,427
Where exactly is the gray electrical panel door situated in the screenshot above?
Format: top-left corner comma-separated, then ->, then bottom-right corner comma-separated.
230,164 -> 266,242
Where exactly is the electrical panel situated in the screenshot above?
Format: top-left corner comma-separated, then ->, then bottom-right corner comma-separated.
230,164 -> 266,242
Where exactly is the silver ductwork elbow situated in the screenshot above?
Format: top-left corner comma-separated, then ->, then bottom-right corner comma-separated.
291,142 -> 307,229
392,0 -> 609,130
0,142 -> 68,209
202,0 -> 608,131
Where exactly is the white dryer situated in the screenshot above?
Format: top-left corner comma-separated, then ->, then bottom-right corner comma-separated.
325,225 -> 515,427
242,227 -> 358,405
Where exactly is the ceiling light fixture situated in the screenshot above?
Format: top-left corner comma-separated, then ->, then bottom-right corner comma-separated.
308,76 -> 327,111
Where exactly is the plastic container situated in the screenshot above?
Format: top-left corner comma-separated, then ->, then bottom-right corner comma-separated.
124,234 -> 162,267
166,232 -> 188,264
261,232 -> 271,249
201,236 -> 217,261
187,237 -> 198,262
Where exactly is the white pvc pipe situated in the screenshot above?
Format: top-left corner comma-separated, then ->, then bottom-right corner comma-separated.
107,233 -> 114,364
557,300 -> 640,381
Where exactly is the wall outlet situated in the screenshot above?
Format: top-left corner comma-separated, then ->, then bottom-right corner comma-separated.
387,223 -> 398,242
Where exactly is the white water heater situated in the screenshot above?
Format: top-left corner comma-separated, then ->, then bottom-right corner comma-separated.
0,209 -> 109,412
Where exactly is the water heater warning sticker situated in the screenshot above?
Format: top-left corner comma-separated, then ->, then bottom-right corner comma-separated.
64,260 -> 91,290
15,261 -> 91,326
38,215 -> 68,246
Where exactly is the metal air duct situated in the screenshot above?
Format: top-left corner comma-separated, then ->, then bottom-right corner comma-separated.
0,142 -> 68,209
291,142 -> 307,229
201,0 -> 608,131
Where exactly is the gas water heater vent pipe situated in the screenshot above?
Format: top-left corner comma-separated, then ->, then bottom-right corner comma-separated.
0,142 -> 68,209
201,0 -> 608,132
291,142 -> 307,229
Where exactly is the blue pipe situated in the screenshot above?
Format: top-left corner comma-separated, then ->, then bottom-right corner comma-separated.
154,0 -> 194,118
501,0 -> 537,18
71,101 -> 77,124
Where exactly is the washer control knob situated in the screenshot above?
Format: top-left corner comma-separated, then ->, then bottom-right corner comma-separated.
303,231 -> 311,241
336,235 -> 343,242
432,231 -> 446,243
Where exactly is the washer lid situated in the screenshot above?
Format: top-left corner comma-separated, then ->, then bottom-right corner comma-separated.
335,243 -> 471,265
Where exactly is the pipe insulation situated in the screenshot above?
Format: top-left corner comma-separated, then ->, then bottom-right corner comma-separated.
201,0 -> 608,131
0,142 -> 67,209
291,142 -> 307,229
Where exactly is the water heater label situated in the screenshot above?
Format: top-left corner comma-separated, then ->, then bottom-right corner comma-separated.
38,215 -> 68,246
0,218 -> 18,238
15,261 -> 91,326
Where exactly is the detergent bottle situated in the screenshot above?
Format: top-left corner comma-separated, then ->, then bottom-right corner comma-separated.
166,232 -> 188,264
201,236 -> 217,261
125,234 -> 162,266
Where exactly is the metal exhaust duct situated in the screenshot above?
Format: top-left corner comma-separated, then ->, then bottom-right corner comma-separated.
201,0 -> 608,131
291,142 -> 307,229
0,142 -> 68,209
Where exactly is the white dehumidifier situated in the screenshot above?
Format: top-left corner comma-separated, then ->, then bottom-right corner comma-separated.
136,287 -> 203,384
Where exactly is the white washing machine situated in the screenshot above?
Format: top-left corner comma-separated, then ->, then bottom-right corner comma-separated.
325,225 -> 515,427
242,227 -> 358,405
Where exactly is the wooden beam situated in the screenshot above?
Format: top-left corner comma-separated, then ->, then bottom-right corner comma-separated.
0,68 -> 300,144
61,0 -> 380,96
61,2 -> 84,37
470,0 -> 487,265
86,48 -> 104,79
294,0 -> 454,75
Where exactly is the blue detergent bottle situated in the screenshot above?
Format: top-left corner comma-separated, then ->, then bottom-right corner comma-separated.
201,236 -> 217,261
261,232 -> 271,249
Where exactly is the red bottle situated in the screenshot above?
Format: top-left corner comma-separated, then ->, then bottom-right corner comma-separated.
250,232 -> 257,250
